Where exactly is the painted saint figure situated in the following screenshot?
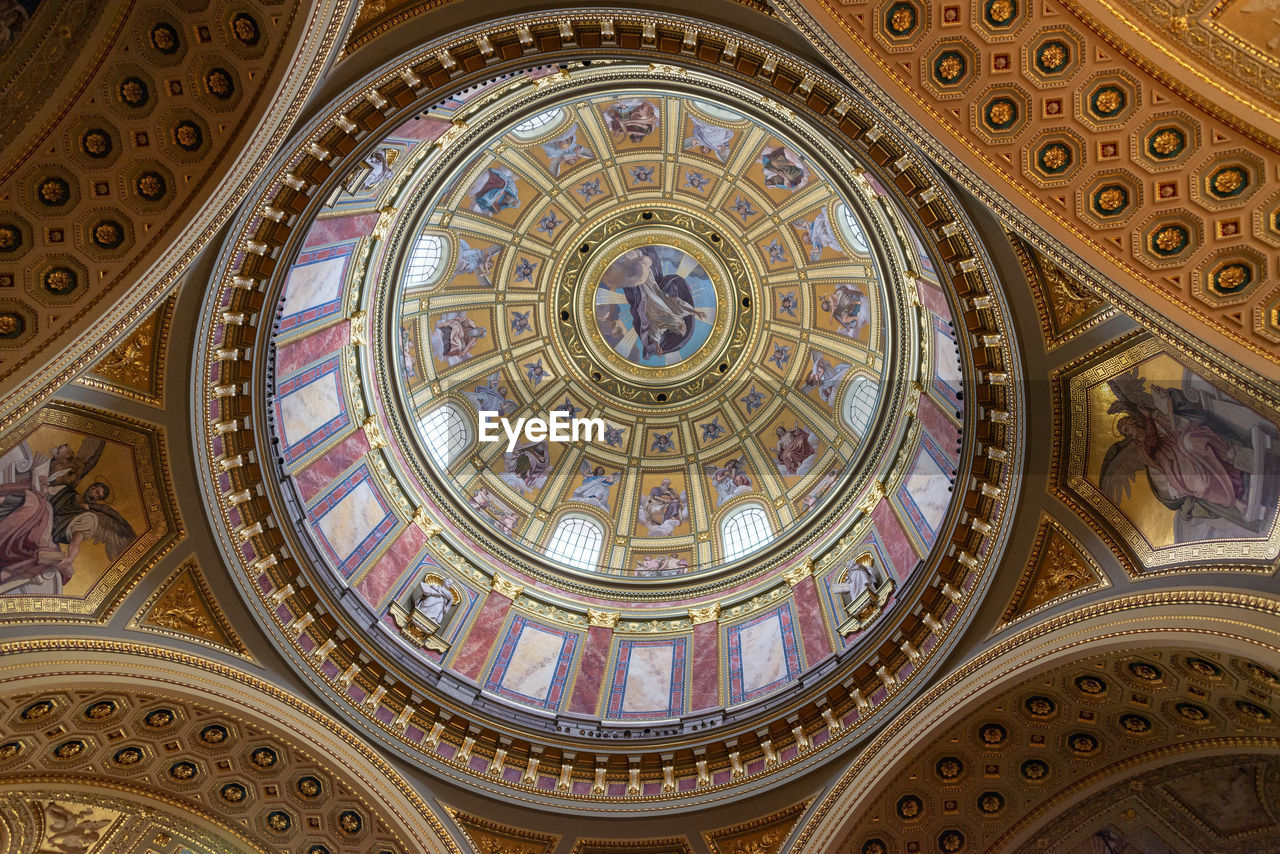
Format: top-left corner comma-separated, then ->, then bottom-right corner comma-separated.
500,440 -> 550,494
469,166 -> 520,215
705,457 -> 754,506
803,353 -> 852,406
541,126 -> 594,176
572,463 -> 620,513
792,209 -> 843,263
638,478 -> 687,536
602,98 -> 659,143
684,116 -> 735,161
760,144 -> 810,191
602,247 -> 709,360
774,424 -> 817,476
433,313 -> 486,365
821,284 -> 866,338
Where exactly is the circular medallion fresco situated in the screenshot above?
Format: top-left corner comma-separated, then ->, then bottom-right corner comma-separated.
592,243 -> 716,369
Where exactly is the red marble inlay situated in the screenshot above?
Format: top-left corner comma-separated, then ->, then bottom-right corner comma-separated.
872,500 -> 922,578
690,621 -> 721,711
356,523 -> 426,607
451,594 -> 514,682
792,575 -> 833,665
917,393 -> 961,464
301,212 -> 380,248
916,280 -> 951,317
291,430 -> 369,503
568,625 -> 614,714
275,321 -> 351,376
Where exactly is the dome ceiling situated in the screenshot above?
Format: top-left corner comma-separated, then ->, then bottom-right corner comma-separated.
394,86 -> 891,577
196,14 -> 1021,812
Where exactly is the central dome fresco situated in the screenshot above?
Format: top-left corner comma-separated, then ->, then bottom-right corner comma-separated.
390,84 -> 891,577
197,16 -> 1019,812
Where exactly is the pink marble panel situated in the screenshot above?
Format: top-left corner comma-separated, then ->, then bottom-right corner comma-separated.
276,321 -> 351,377
917,394 -> 961,464
792,576 -> 833,665
356,524 -> 426,607
917,279 -> 952,318
872,500 -> 922,580
690,621 -> 720,711
301,212 -> 380,248
389,115 -> 451,140
568,625 -> 613,715
291,430 -> 369,504
451,595 -> 513,683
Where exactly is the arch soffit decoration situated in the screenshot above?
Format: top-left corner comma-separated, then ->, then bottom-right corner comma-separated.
799,589 -> 1280,851
0,641 -> 459,854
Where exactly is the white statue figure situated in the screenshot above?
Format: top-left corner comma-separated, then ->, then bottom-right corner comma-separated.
413,574 -> 455,625
831,554 -> 880,604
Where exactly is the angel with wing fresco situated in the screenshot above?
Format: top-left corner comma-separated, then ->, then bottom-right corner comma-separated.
541,126 -> 594,176
571,462 -> 620,513
0,437 -> 137,596
704,456 -> 754,506
469,166 -> 521,216
602,98 -> 659,144
1100,367 -> 1278,537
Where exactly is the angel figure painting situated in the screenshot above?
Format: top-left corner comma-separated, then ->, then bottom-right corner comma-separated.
571,463 -> 621,513
602,98 -> 659,144
499,440 -> 551,494
683,115 -> 735,162
540,125 -> 594,176
704,456 -> 754,506
802,352 -> 852,407
0,432 -> 140,597
1085,351 -> 1279,550
792,209 -> 843,263
820,284 -> 867,339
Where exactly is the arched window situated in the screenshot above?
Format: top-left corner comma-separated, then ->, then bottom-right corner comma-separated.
511,108 -> 564,138
417,402 -> 470,469
836,203 -> 870,254
720,504 -> 773,562
545,516 -> 604,571
403,233 -> 446,289
842,375 -> 879,438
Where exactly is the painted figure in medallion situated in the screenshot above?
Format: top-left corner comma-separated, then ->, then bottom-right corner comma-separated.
684,116 -> 735,162
595,246 -> 714,364
792,209 -> 843,263
541,126 -> 594,176
500,440 -> 550,494
803,353 -> 852,406
635,553 -> 689,577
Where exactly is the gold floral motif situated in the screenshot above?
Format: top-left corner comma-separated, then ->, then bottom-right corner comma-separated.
1037,44 -> 1066,70
1092,89 -> 1122,114
1039,144 -> 1068,170
1153,226 -> 1186,252
937,55 -> 963,80
1096,188 -> 1126,212
587,609 -> 620,628
1211,168 -> 1245,195
688,603 -> 721,624
987,0 -> 1014,23
1150,130 -> 1182,155
987,101 -> 1013,125
1214,264 -> 1248,291
889,7 -> 914,33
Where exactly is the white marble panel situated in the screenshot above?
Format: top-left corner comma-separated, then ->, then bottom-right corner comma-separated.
315,479 -> 384,563
904,449 -> 950,532
500,624 -> 563,701
621,644 -> 675,714
284,255 -> 346,315
279,370 -> 342,446
739,614 -> 787,693
934,325 -> 962,386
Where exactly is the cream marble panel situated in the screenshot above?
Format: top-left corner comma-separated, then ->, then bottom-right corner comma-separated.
279,370 -> 342,446
739,614 -> 787,694
315,479 -> 384,563
284,255 -> 347,315
904,449 -> 950,532
500,624 -> 563,701
621,644 -> 675,714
